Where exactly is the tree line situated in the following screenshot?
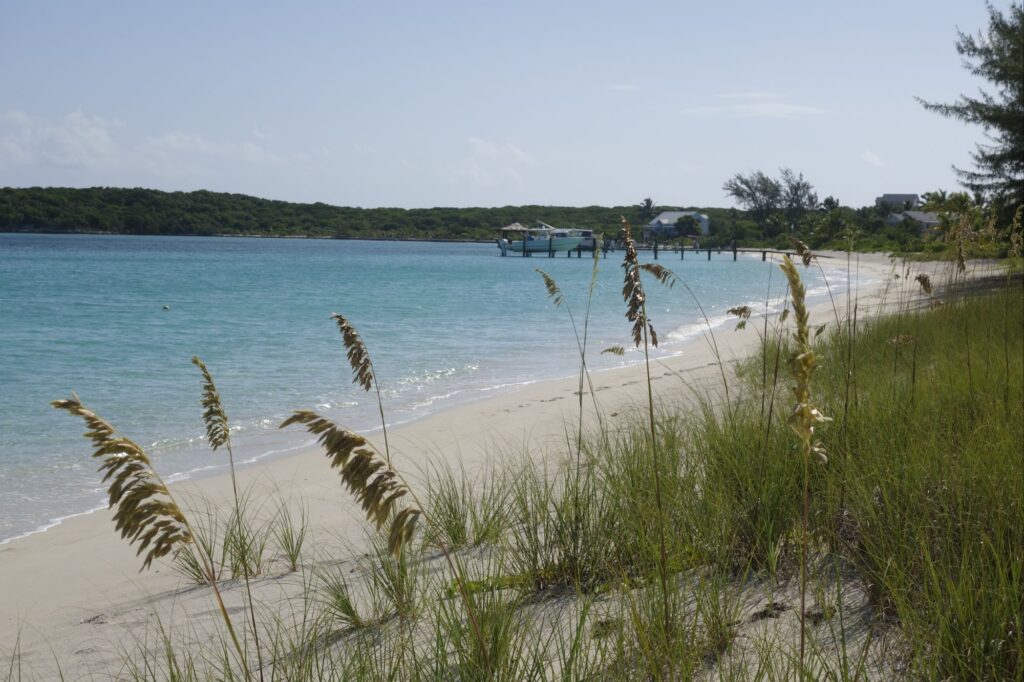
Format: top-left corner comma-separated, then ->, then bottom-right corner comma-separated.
2,184 -> 1014,255
0,187 -> 645,241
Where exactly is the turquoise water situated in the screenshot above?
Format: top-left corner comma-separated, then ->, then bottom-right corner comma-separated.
0,233 -> 847,543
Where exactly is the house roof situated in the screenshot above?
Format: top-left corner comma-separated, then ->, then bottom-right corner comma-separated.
901,211 -> 941,225
877,193 -> 920,205
648,211 -> 707,226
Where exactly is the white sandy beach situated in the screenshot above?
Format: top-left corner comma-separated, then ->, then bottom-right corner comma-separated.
0,252 -> 943,678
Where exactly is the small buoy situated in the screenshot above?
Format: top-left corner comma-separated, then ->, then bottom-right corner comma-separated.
162,305 -> 171,310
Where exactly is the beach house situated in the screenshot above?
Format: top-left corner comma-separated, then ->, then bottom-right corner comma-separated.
644,210 -> 710,242
884,210 -> 943,233
875,193 -> 921,209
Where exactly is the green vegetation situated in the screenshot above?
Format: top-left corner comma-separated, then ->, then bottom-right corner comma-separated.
917,2 -> 1024,214
29,241 -> 1021,679
5,6 -> 1022,677
0,186 -> 641,240
3,184 -> 1015,256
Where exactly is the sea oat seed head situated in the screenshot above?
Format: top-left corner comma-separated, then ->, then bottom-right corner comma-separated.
620,218 -> 659,347
280,410 -> 420,556
331,313 -> 375,392
52,395 -> 192,570
788,236 -> 814,267
191,357 -> 230,451
535,269 -> 564,307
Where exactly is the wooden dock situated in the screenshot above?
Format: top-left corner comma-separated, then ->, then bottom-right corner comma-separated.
640,243 -> 827,261
501,237 -> 828,262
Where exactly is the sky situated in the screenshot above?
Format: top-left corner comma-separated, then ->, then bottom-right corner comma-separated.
0,0 -> 1011,209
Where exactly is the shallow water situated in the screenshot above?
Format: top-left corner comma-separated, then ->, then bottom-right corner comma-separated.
0,233 -> 846,542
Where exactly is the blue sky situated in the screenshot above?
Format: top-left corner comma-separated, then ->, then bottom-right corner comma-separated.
0,0 -> 1008,208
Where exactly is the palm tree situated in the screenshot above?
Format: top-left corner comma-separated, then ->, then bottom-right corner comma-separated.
636,197 -> 657,222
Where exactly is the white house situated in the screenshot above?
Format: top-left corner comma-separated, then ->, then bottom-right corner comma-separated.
644,211 -> 710,242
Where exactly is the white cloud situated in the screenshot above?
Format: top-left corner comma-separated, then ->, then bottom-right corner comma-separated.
144,131 -> 220,155
503,142 -> 534,166
467,136 -> 535,165
607,84 -> 639,92
251,124 -> 272,141
441,136 -> 535,190
0,110 -> 123,169
240,141 -> 284,165
142,131 -> 286,166
860,150 -> 886,168
446,158 -> 525,189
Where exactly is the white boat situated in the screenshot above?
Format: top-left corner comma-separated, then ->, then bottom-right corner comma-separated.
567,228 -> 604,252
497,222 -> 584,256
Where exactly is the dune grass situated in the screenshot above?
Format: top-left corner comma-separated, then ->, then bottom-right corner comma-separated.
29,255 -> 1023,680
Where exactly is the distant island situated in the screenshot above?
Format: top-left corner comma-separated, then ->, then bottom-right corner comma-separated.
0,187 -> 649,242
0,185 -> 953,252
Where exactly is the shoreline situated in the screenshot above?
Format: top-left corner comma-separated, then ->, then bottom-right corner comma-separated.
0,250 -> 868,548
0,251 -> 917,676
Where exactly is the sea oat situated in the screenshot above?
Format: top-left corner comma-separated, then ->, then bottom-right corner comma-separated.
789,235 -> 814,267
331,312 -> 374,391
1009,205 -> 1023,258
728,305 -> 752,331
192,357 -> 230,451
638,262 -> 678,288
535,269 -> 564,308
280,411 -> 420,555
620,219 -> 651,347
52,395 -> 191,570
778,254 -> 831,671
779,255 -> 831,453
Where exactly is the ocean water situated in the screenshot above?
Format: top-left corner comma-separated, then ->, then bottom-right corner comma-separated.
0,233 -> 850,543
